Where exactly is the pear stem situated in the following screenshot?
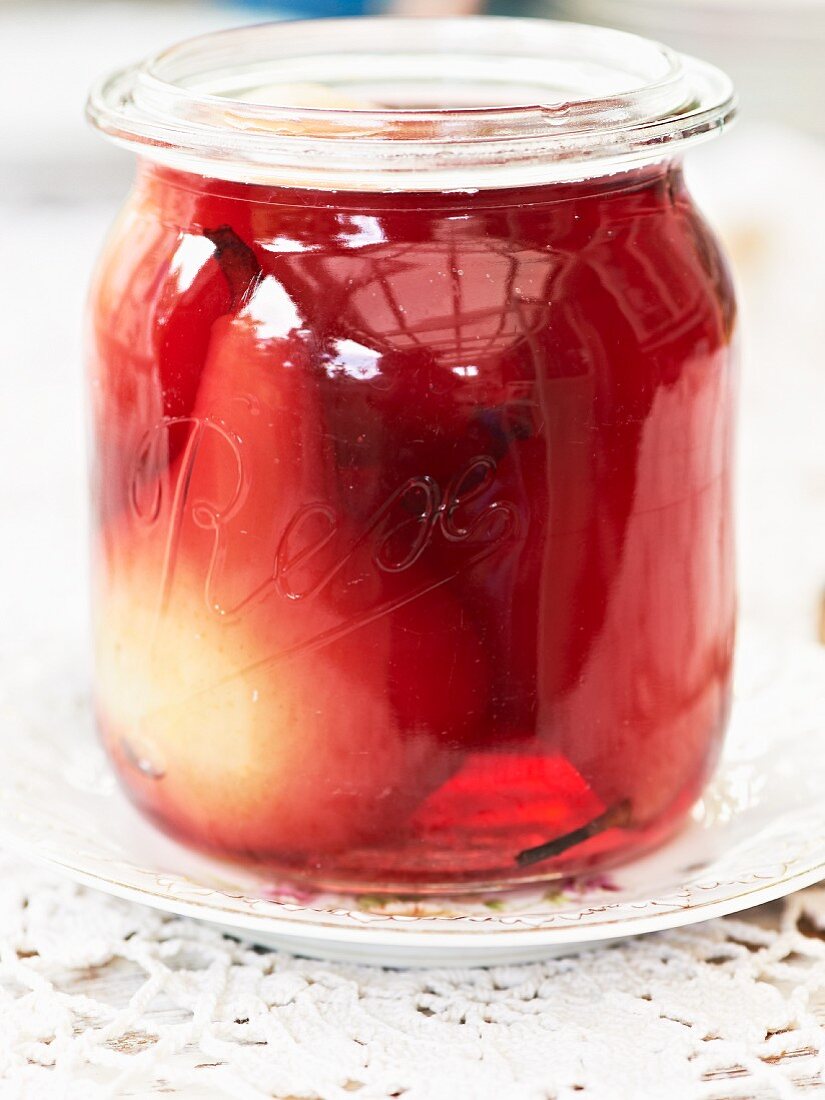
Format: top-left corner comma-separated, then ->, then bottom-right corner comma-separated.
515,800 -> 632,868
204,226 -> 263,310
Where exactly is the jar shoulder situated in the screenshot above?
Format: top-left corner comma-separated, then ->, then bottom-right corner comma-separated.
89,169 -> 737,376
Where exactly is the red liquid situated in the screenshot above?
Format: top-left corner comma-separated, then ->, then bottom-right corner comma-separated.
88,161 -> 736,891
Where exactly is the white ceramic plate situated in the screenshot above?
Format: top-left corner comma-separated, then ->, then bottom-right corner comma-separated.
0,626 -> 824,967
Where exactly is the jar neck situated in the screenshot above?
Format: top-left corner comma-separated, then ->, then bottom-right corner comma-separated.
136,157 -> 686,220
88,19 -> 734,191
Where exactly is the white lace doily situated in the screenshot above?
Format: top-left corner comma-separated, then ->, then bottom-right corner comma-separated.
3,846 -> 825,1099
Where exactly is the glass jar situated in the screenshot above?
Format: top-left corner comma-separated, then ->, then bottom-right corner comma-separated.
86,17 -> 737,893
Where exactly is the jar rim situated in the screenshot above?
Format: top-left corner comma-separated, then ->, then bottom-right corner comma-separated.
86,16 -> 736,191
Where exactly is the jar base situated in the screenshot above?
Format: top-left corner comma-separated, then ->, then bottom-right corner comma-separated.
129,788 -> 699,898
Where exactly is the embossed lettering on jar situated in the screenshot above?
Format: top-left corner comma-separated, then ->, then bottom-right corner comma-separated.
86,17 -> 738,891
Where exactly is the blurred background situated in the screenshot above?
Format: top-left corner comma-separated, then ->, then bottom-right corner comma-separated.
1,0 -> 823,658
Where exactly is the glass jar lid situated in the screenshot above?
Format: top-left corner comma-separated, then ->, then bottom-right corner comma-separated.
87,16 -> 736,190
